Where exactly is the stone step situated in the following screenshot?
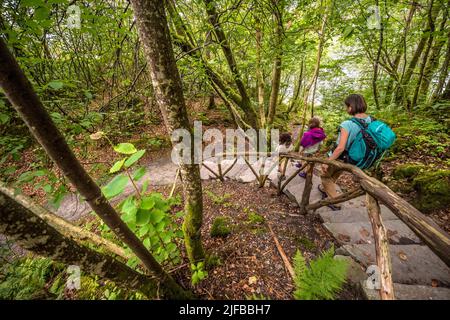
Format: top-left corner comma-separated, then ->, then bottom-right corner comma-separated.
323,221 -> 422,245
319,206 -> 399,224
315,195 -> 368,214
339,244 -> 450,287
362,282 -> 450,300
283,175 -> 324,205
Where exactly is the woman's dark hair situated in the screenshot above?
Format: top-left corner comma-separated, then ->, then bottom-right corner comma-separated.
309,117 -> 321,129
344,94 -> 367,115
279,133 -> 292,145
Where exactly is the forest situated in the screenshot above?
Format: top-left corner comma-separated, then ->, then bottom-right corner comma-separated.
0,0 -> 449,303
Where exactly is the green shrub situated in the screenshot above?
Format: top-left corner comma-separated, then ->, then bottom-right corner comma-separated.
210,216 -> 232,237
246,211 -> 265,225
191,262 -> 208,286
293,247 -> 348,300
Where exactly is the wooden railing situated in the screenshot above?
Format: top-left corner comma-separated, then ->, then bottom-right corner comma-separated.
202,151 -> 450,300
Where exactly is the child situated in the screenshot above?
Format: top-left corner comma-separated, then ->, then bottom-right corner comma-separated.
276,132 -> 293,153
276,133 -> 293,174
297,117 -> 326,178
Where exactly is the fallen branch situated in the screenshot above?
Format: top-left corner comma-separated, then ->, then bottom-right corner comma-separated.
267,223 -> 295,279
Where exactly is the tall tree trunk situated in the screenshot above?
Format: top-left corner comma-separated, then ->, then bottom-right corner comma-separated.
130,0 -> 205,263
441,76 -> 450,99
419,1 -> 449,98
294,10 -> 328,151
255,15 -> 266,127
0,184 -> 186,299
287,61 -> 304,113
394,34 -> 428,105
372,0 -> 383,109
0,38 -> 188,298
432,29 -> 450,101
203,0 -> 259,128
412,0 -> 439,107
384,3 -> 417,105
266,0 -> 283,131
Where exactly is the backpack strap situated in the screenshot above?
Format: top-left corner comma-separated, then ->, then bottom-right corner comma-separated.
350,117 -> 378,150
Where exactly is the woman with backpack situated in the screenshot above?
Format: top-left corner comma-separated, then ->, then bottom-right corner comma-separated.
318,94 -> 395,211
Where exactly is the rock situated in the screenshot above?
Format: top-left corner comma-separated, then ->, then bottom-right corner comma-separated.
319,206 -> 398,224
323,221 -> 422,245
334,255 -> 367,284
341,244 -> 450,286
393,163 -> 424,180
361,281 -> 450,300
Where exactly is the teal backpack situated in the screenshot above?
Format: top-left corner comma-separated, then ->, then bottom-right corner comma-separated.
344,117 -> 396,169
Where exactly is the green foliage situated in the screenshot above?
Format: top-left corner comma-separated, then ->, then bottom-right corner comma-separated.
114,143 -> 138,155
206,190 -> 232,206
0,256 -> 64,300
210,216 -> 232,238
75,275 -> 146,300
117,193 -> 182,268
246,211 -> 265,225
102,174 -> 129,199
190,262 -> 208,286
96,141 -> 183,268
205,253 -> 222,269
293,247 -> 348,300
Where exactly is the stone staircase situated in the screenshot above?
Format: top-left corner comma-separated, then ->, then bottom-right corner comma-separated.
201,158 -> 450,300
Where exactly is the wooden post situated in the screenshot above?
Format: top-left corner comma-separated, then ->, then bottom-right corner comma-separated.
299,163 -> 314,214
258,156 -> 267,187
366,193 -> 395,300
218,162 -> 224,181
277,156 -> 289,195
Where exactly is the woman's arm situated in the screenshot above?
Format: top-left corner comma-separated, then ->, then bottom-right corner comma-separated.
328,127 -> 348,161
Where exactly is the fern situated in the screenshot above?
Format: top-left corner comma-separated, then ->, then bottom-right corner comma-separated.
293,247 -> 348,300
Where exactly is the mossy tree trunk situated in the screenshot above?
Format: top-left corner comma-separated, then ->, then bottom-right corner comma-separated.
130,0 -> 205,263
0,38 -> 188,299
0,185 -> 191,299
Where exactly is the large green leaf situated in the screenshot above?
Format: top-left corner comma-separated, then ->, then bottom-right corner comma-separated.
151,209 -> 165,225
133,167 -> 146,181
113,143 -> 137,155
102,174 -> 128,199
121,196 -> 137,214
124,149 -> 145,167
140,197 -> 155,210
35,6 -> 50,21
109,158 -> 126,173
136,209 -> 151,226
